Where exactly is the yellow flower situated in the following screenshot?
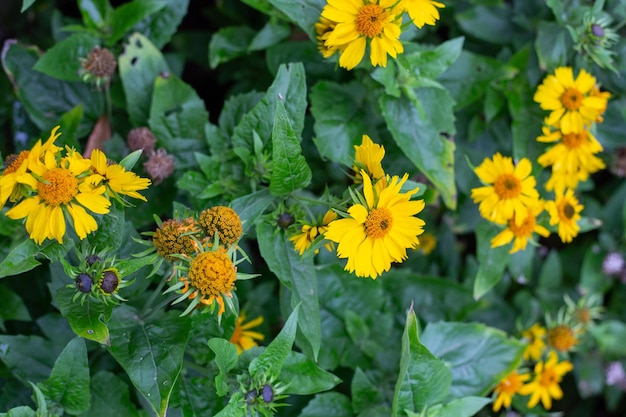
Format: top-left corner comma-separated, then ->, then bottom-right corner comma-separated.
152,217 -> 201,261
492,370 -> 530,412
322,0 -> 404,70
88,149 -> 151,202
230,311 -> 264,354
545,188 -> 583,244
534,67 -> 609,134
315,16 -> 341,58
353,134 -> 385,184
290,210 -> 338,255
491,202 -> 550,254
417,232 -> 436,255
399,0 -> 445,28
325,171 -> 425,279
547,324 -> 578,353
471,153 -> 540,225
198,206 -> 243,247
522,323 -> 547,361
6,152 -> 111,244
518,351 -> 573,410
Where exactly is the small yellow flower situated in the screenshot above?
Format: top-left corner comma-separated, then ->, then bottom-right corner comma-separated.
547,324 -> 578,353
417,232 -> 436,255
315,16 -> 341,58
544,188 -> 583,244
230,311 -> 264,354
353,134 -> 385,184
87,148 -> 151,202
518,351 -> 573,410
491,202 -> 550,254
290,210 -> 338,255
399,0 -> 445,28
522,323 -> 547,361
198,206 -> 243,247
492,370 -> 530,412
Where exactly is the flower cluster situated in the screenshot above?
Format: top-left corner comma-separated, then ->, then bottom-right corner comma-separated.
0,126 -> 150,245
290,134 -> 426,279
316,0 -> 445,70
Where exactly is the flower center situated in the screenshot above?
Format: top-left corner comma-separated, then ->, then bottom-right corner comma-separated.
561,202 -> 575,220
508,214 -> 535,237
188,249 -> 236,297
494,174 -> 521,199
560,87 -> 583,111
2,151 -> 29,175
356,4 -> 386,38
153,218 -> 200,261
548,324 -> 577,352
365,207 -> 392,239
562,132 -> 585,149
199,206 -> 243,247
38,168 -> 78,205
539,368 -> 559,387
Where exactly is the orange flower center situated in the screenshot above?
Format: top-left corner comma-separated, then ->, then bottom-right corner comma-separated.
188,249 -> 236,297
561,201 -> 575,220
539,367 -> 560,386
2,151 -> 29,175
494,174 -> 521,199
560,87 -> 583,111
38,168 -> 78,206
562,132 -> 586,149
548,324 -> 577,352
356,4 -> 386,38
365,207 -> 392,239
508,214 -> 535,237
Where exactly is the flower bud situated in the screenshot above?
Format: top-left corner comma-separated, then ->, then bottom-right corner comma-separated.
76,273 -> 93,293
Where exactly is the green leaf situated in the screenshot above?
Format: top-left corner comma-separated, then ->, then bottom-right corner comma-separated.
266,0 -> 325,40
390,37 -> 465,82
208,338 -> 239,397
40,337 -> 90,415
55,287 -> 113,345
0,239 -> 71,279
473,222 -> 510,299
535,21 -> 572,71
256,222 -> 321,360
392,307 -> 451,417
77,0 -> 111,30
1,406 -> 36,417
0,335 -> 63,383
230,189 -> 275,234
299,392 -> 353,417
118,32 -> 170,126
107,305 -> 191,417
455,4 -> 514,45
279,351 -> 341,395
33,33 -> 100,82
249,305 -> 299,383
21,0 -> 37,12
109,0 -> 167,44
208,26 -> 256,69
248,22 -> 291,51
79,371 -> 142,417
133,0 -> 189,49
421,321 -> 525,399
310,81 -> 376,165
351,367 -> 384,414
381,90 -> 457,209
58,104 -> 84,150
426,397 -> 492,417
0,285 -> 31,331
87,202 -> 125,252
269,100 -> 311,196
589,320 -> 626,358
232,63 -> 306,164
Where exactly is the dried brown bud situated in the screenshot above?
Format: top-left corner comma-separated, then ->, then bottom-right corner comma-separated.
81,46 -> 117,84
143,148 -> 175,185
127,127 -> 157,154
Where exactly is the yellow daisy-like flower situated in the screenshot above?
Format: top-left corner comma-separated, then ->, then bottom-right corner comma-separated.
522,323 -> 547,361
545,188 -> 583,244
534,67 -> 609,134
229,311 -> 264,354
547,324 -> 578,353
491,202 -> 550,254
325,171 -> 425,279
88,149 -> 151,202
492,370 -> 530,412
399,0 -> 445,28
471,153 -> 540,225
315,16 -> 341,58
290,210 -> 338,255
417,232 -> 436,255
6,152 -> 111,244
353,134 -> 385,184
518,351 -> 573,410
0,126 -> 63,208
322,0 -> 404,70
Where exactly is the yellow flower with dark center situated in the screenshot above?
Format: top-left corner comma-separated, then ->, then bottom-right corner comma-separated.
179,248 -> 236,315
322,0 -> 404,70
230,311 -> 264,354
522,323 -> 547,361
491,202 -> 550,254
325,171 -> 425,279
290,210 -> 338,255
492,370 -> 530,412
545,188 -> 583,244
152,217 -> 201,261
6,152 -> 111,244
547,324 -> 577,353
353,134 -> 385,184
198,206 -> 243,247
87,149 -> 151,202
471,153 -> 540,225
315,16 -> 341,58
518,351 -> 573,410
399,0 -> 445,28
534,67 -> 609,134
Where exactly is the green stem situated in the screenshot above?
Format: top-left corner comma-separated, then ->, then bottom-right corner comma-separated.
139,273 -> 169,317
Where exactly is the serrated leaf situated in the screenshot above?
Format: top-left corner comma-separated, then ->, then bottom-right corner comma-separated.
249,305 -> 299,382
269,100 -> 311,196
33,33 -> 100,82
107,305 -> 191,417
208,338 -> 239,397
118,32 -> 170,126
55,287 -> 113,345
473,222 -> 510,299
40,337 -> 90,415
392,307 -> 451,417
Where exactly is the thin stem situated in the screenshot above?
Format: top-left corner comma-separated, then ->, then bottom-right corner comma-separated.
139,272 -> 170,317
